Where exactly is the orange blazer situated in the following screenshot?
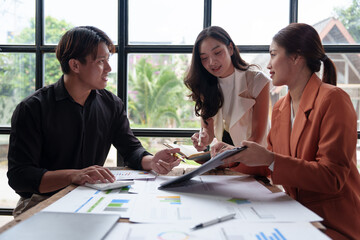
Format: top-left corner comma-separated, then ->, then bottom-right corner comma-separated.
268,74 -> 360,240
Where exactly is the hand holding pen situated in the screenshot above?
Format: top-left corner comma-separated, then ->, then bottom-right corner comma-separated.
198,127 -> 203,146
173,153 -> 186,163
191,128 -> 208,151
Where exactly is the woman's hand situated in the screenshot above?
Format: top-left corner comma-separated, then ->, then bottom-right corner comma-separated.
191,131 -> 210,151
222,140 -> 273,167
210,142 -> 233,157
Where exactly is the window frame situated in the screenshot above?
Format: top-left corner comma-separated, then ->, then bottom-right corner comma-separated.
0,0 -> 359,168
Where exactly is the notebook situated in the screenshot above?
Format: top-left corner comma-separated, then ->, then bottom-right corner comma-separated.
163,143 -> 211,162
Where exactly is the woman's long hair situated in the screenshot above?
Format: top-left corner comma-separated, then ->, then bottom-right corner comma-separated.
273,23 -> 336,86
184,26 -> 253,122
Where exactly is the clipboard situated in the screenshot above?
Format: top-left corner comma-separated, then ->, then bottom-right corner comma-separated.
158,146 -> 247,189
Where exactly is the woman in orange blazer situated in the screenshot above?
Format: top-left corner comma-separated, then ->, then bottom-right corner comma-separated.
215,23 -> 360,240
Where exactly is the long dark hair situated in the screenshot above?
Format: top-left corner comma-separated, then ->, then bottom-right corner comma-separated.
184,26 -> 253,122
273,23 -> 336,86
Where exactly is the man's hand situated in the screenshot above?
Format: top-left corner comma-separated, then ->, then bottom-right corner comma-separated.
39,165 -> 116,193
149,148 -> 181,175
70,165 -> 116,185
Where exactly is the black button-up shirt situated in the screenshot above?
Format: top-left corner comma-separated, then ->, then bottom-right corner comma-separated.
7,76 -> 150,198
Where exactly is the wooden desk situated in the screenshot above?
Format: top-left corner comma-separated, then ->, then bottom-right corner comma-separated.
0,167 -> 324,234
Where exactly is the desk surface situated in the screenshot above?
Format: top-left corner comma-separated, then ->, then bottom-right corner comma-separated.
0,167 -> 322,234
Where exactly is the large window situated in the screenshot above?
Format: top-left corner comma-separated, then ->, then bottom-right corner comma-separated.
0,0 -> 359,216
128,0 -> 203,45
212,0 -> 290,45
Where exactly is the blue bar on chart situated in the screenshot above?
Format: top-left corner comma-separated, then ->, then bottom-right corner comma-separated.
256,228 -> 287,240
104,199 -> 130,212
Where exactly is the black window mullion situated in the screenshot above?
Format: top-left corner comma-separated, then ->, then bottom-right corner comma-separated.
35,0 -> 44,90
132,129 -> 197,138
118,0 -> 128,105
117,0 -> 128,166
126,45 -> 193,54
289,0 -> 298,23
324,45 -> 360,53
0,46 -> 35,52
0,0 -> 359,159
204,0 -> 212,28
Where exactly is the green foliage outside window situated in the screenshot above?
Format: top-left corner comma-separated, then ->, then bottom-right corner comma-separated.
335,0 -> 360,42
128,55 -> 197,128
1,0 -> 359,127
0,16 -> 73,125
0,17 -> 199,129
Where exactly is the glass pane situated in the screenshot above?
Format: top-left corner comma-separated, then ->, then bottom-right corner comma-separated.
299,0 -> 360,44
104,145 -> 117,167
333,53 -> 360,131
212,0 -> 289,45
129,0 -> 203,45
44,0 -> 118,45
44,53 -> 118,95
0,53 -> 36,126
0,0 -> 35,44
44,53 -> 63,86
0,216 -> 14,228
241,53 -> 287,109
0,135 -> 19,209
106,54 -> 118,95
128,54 -> 199,129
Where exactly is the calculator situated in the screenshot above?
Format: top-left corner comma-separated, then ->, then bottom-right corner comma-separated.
84,180 -> 134,190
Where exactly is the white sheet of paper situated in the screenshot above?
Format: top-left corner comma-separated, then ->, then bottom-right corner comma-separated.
129,176 -> 322,223
129,192 -> 231,223
42,186 -> 138,218
42,175 -> 322,225
105,221 -> 330,240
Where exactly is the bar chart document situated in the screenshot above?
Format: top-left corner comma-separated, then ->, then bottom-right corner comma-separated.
105,221 -> 330,240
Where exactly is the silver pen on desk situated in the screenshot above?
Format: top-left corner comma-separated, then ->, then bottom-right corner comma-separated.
190,213 -> 236,230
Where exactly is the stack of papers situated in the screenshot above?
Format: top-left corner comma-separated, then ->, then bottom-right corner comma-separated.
9,170 -> 329,240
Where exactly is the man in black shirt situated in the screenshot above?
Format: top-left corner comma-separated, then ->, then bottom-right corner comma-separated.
7,26 -> 181,216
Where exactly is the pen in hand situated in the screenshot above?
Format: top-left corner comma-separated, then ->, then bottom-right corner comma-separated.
190,213 -> 236,230
173,153 -> 186,163
198,127 -> 203,146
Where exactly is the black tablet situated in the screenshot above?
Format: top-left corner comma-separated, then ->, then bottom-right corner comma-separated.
158,146 -> 247,189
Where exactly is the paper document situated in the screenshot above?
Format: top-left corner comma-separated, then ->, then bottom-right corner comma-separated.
130,176 -> 322,223
42,186 -> 138,218
105,221 -> 330,240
